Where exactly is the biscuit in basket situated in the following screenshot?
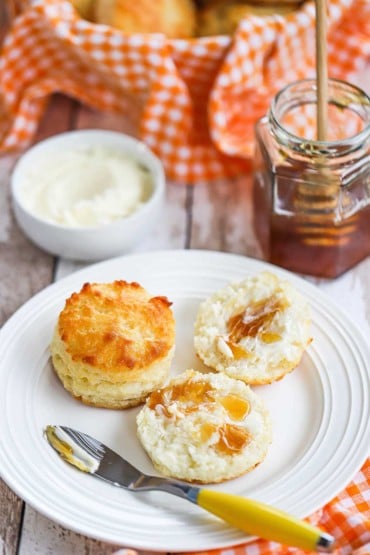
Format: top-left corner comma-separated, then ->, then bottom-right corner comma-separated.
194,272 -> 311,385
69,0 -> 94,19
197,1 -> 300,36
93,0 -> 197,38
137,369 -> 272,483
50,280 -> 175,409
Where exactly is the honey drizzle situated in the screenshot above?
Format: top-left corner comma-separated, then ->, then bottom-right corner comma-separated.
216,424 -> 251,454
260,332 -> 282,343
148,379 -> 215,418
227,295 -> 286,344
225,340 -> 251,359
199,422 -> 250,454
147,377 -> 251,455
219,394 -> 250,420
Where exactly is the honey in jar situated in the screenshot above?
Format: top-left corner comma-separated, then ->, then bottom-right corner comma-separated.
253,78 -> 370,278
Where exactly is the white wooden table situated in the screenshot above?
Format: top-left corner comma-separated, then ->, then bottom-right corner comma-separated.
0,94 -> 369,555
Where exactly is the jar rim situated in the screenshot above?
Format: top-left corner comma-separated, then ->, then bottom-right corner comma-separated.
268,78 -> 370,156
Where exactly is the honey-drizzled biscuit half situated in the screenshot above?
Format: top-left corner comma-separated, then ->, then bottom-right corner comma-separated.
50,280 -> 175,408
194,272 -> 311,385
136,369 -> 271,483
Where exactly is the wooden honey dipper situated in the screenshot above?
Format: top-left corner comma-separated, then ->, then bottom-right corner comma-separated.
292,0 -> 358,248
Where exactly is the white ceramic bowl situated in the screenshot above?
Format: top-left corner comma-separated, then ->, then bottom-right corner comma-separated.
11,130 -> 165,261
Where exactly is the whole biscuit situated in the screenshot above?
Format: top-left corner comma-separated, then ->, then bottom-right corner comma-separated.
93,0 -> 197,38
51,280 -> 175,408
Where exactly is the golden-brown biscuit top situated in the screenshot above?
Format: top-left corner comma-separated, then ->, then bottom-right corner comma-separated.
58,281 -> 175,373
197,1 -> 300,36
93,0 -> 197,38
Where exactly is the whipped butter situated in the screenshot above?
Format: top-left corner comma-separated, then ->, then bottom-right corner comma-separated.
20,147 -> 152,227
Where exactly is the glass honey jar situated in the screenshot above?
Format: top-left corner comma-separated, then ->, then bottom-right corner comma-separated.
253,78 -> 370,278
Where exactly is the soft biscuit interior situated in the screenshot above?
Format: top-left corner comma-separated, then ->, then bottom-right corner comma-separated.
194,271 -> 312,384
136,369 -> 272,483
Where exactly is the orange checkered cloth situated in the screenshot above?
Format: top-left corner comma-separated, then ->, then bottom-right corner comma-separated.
112,458 -> 370,555
0,0 -> 369,183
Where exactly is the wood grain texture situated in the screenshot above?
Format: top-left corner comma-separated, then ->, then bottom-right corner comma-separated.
190,175 -> 262,259
0,94 -> 79,555
19,507 -> 159,555
0,482 -> 23,555
19,508 -> 124,555
75,102 -> 140,138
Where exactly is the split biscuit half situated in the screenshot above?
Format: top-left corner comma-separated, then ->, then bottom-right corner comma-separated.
137,369 -> 272,483
194,272 -> 311,385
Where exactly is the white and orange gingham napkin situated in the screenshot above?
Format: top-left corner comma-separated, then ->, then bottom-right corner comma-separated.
185,458 -> 370,555
0,0 -> 369,183
112,458 -> 370,555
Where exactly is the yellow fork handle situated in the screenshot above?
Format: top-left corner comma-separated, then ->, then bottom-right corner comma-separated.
197,489 -> 334,552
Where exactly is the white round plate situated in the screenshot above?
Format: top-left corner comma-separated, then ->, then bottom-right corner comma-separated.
0,250 -> 369,552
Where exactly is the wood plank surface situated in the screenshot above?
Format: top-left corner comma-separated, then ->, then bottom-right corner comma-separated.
0,96 -> 76,555
191,174 -> 262,259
